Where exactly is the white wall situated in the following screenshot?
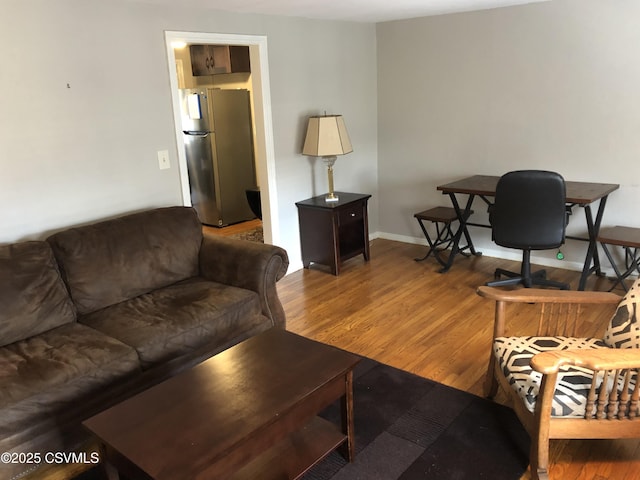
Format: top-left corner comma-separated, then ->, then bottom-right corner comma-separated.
0,0 -> 378,273
7,0 -> 636,277
376,0 -> 640,272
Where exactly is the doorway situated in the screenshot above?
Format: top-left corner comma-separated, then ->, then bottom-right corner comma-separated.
164,31 -> 279,245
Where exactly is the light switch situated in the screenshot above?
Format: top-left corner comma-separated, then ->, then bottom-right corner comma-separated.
157,150 -> 170,170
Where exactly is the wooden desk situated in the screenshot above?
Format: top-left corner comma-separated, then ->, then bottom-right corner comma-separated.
437,175 -> 619,290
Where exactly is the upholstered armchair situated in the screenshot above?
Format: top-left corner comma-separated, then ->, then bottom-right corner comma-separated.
478,280 -> 640,480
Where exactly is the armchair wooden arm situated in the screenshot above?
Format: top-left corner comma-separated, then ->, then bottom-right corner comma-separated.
532,348 -> 640,421
532,348 -> 640,374
529,349 -> 640,480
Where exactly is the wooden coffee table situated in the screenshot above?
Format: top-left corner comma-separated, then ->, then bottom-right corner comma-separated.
83,329 -> 361,480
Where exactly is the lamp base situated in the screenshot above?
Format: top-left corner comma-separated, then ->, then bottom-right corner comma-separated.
323,156 -> 339,203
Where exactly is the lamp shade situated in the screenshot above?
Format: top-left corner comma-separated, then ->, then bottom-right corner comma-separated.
302,115 -> 353,157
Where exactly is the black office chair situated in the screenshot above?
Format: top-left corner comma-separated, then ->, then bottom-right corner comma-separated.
486,170 -> 570,289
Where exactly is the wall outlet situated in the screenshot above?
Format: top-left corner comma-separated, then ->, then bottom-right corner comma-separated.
157,150 -> 170,170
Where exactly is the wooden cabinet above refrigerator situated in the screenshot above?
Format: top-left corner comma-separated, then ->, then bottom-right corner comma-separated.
189,45 -> 251,76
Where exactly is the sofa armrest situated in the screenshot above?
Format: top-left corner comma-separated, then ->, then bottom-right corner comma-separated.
198,235 -> 289,328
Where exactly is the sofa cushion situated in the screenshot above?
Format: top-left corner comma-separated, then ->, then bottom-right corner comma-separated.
0,241 -> 76,347
604,277 -> 640,349
0,322 -> 140,438
79,277 -> 268,369
47,207 -> 203,315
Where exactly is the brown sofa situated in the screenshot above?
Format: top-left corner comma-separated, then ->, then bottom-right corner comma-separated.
0,206 -> 288,480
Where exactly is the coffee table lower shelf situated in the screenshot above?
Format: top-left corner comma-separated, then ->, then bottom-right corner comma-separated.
231,415 -> 347,480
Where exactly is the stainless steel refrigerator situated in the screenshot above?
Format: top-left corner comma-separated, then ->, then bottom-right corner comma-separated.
179,88 -> 257,227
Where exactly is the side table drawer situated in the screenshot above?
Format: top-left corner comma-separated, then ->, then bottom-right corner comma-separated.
339,205 -> 363,225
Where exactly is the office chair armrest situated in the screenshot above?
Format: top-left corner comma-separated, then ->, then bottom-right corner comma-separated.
531,348 -> 640,374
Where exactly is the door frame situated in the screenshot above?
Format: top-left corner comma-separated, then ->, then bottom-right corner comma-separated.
164,31 -> 279,244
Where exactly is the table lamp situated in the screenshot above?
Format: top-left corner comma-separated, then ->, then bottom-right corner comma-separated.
302,114 -> 353,202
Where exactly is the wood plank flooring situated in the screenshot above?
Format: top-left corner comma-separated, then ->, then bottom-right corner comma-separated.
278,238 -> 640,480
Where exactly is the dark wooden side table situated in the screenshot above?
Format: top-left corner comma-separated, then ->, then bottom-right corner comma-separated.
296,192 -> 371,275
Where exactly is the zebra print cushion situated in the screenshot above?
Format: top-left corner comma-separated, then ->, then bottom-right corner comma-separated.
604,277 -> 640,349
494,336 -> 610,417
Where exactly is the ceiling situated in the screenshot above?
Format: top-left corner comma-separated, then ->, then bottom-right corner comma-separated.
137,0 -> 552,23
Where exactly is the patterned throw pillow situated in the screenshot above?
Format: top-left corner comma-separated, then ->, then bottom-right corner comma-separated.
604,277 -> 640,349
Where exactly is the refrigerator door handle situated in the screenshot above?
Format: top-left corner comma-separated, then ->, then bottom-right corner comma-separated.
183,131 -> 210,138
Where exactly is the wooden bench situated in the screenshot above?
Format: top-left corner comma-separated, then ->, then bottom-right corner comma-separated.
597,225 -> 640,292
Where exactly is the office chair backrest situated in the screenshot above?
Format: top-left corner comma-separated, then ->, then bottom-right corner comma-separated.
491,170 -> 567,250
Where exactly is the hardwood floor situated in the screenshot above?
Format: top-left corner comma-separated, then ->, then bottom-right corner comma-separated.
278,238 -> 640,480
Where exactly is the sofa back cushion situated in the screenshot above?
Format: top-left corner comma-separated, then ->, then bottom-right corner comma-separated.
0,241 -> 76,346
47,207 -> 203,315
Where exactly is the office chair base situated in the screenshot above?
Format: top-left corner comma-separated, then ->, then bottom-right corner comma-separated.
487,267 -> 569,290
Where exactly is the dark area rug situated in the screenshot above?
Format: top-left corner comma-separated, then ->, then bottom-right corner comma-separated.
74,357 -> 529,480
303,357 -> 530,480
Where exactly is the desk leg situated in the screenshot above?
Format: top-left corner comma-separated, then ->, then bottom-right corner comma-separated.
600,243 -> 628,292
460,211 -> 478,257
440,194 -> 476,273
627,248 -> 640,275
578,196 -> 608,291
